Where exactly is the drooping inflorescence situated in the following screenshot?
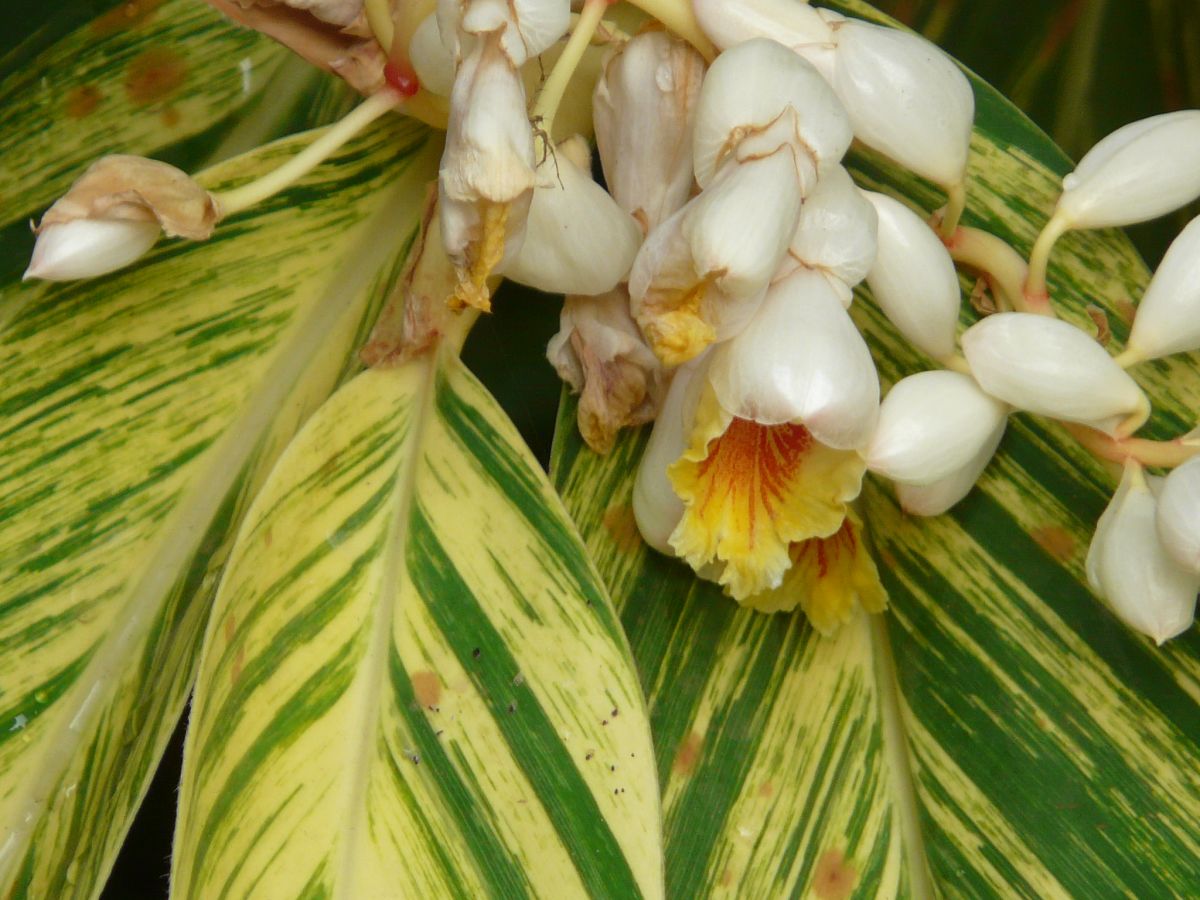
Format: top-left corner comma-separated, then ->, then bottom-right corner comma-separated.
23,0 -> 1200,644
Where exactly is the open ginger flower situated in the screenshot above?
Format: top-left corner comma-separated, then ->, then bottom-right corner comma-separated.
636,269 -> 878,602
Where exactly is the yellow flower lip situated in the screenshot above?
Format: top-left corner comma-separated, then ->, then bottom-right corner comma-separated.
667,387 -> 865,600
744,510 -> 888,635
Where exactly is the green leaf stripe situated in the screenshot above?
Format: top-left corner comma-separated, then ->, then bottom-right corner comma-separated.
549,2 -> 1200,895
173,356 -> 662,899
0,117 -> 436,899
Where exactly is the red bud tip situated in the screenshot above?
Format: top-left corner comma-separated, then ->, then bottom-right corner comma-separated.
384,62 -> 420,98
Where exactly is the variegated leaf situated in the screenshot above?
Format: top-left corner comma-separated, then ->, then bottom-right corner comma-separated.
0,117 -> 438,899
172,356 -> 662,899
552,1 -> 1200,895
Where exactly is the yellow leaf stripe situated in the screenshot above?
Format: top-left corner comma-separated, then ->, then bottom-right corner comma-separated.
0,118 -> 437,899
173,357 -> 663,899
551,2 -> 1200,895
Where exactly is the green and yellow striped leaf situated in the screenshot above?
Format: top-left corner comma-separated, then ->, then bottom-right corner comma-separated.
552,1 -> 1200,894
0,116 -> 438,899
172,354 -> 662,899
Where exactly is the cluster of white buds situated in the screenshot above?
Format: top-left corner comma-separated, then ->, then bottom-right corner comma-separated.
25,0 -> 1200,644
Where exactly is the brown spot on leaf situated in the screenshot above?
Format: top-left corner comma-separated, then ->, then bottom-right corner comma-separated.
602,503 -> 642,553
1084,305 -> 1111,346
812,849 -> 857,900
125,48 -> 187,105
758,781 -> 774,798
672,731 -> 702,775
1032,525 -> 1075,563
93,0 -> 163,34
223,614 -> 236,644
719,869 -> 733,888
411,671 -> 441,709
161,106 -> 181,128
65,85 -> 102,118
1114,299 -> 1137,327
230,644 -> 246,685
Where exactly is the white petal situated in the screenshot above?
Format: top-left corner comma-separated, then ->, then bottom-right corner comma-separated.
1057,110 -> 1200,228
502,139 -> 642,295
1087,462 -> 1198,644
633,357 -> 708,554
1157,456 -> 1200,575
829,20 -> 974,188
867,370 -> 1008,485
593,31 -> 705,232
708,268 -> 880,450
786,164 -> 877,289
962,312 -> 1147,434
684,150 -> 803,299
627,203 -> 768,351
1127,214 -> 1200,360
410,13 -> 456,97
897,417 -> 1005,516
693,38 -> 851,190
863,190 -> 960,360
692,0 -> 832,51
439,35 -> 535,206
24,219 -> 161,282
456,0 -> 569,65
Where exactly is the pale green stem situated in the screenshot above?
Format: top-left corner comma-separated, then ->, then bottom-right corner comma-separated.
944,224 -> 1031,314
1112,346 -> 1145,369
1114,392 -> 1151,440
624,0 -> 717,60
1061,420 -> 1200,469
938,179 -> 967,239
1024,211 -> 1070,308
939,353 -> 973,376
364,0 -> 394,52
531,0 -> 610,138
215,91 -> 400,217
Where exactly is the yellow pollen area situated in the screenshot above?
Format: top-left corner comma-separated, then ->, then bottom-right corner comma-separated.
451,201 -> 508,313
744,509 -> 889,634
639,277 -> 718,367
667,389 -> 866,600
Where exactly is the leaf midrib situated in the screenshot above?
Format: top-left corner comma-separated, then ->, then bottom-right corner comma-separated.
334,353 -> 439,900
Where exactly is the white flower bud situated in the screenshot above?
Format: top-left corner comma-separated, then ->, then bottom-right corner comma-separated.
1056,110 -> 1200,229
1125,214 -> 1200,361
410,12 -> 456,97
502,137 -> 641,296
826,19 -> 974,189
782,164 -> 878,300
708,268 -> 879,451
1087,461 -> 1198,644
692,38 -> 851,193
439,30 -> 535,307
633,357 -> 708,553
593,31 -> 705,233
1156,456 -> 1200,576
25,219 -> 161,282
866,370 -> 1008,485
895,416 -> 1005,516
962,312 -> 1147,435
629,148 -> 801,364
686,150 -> 802,299
692,0 -> 832,52
25,154 -> 218,282
862,190 -> 960,360
442,0 -> 570,66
